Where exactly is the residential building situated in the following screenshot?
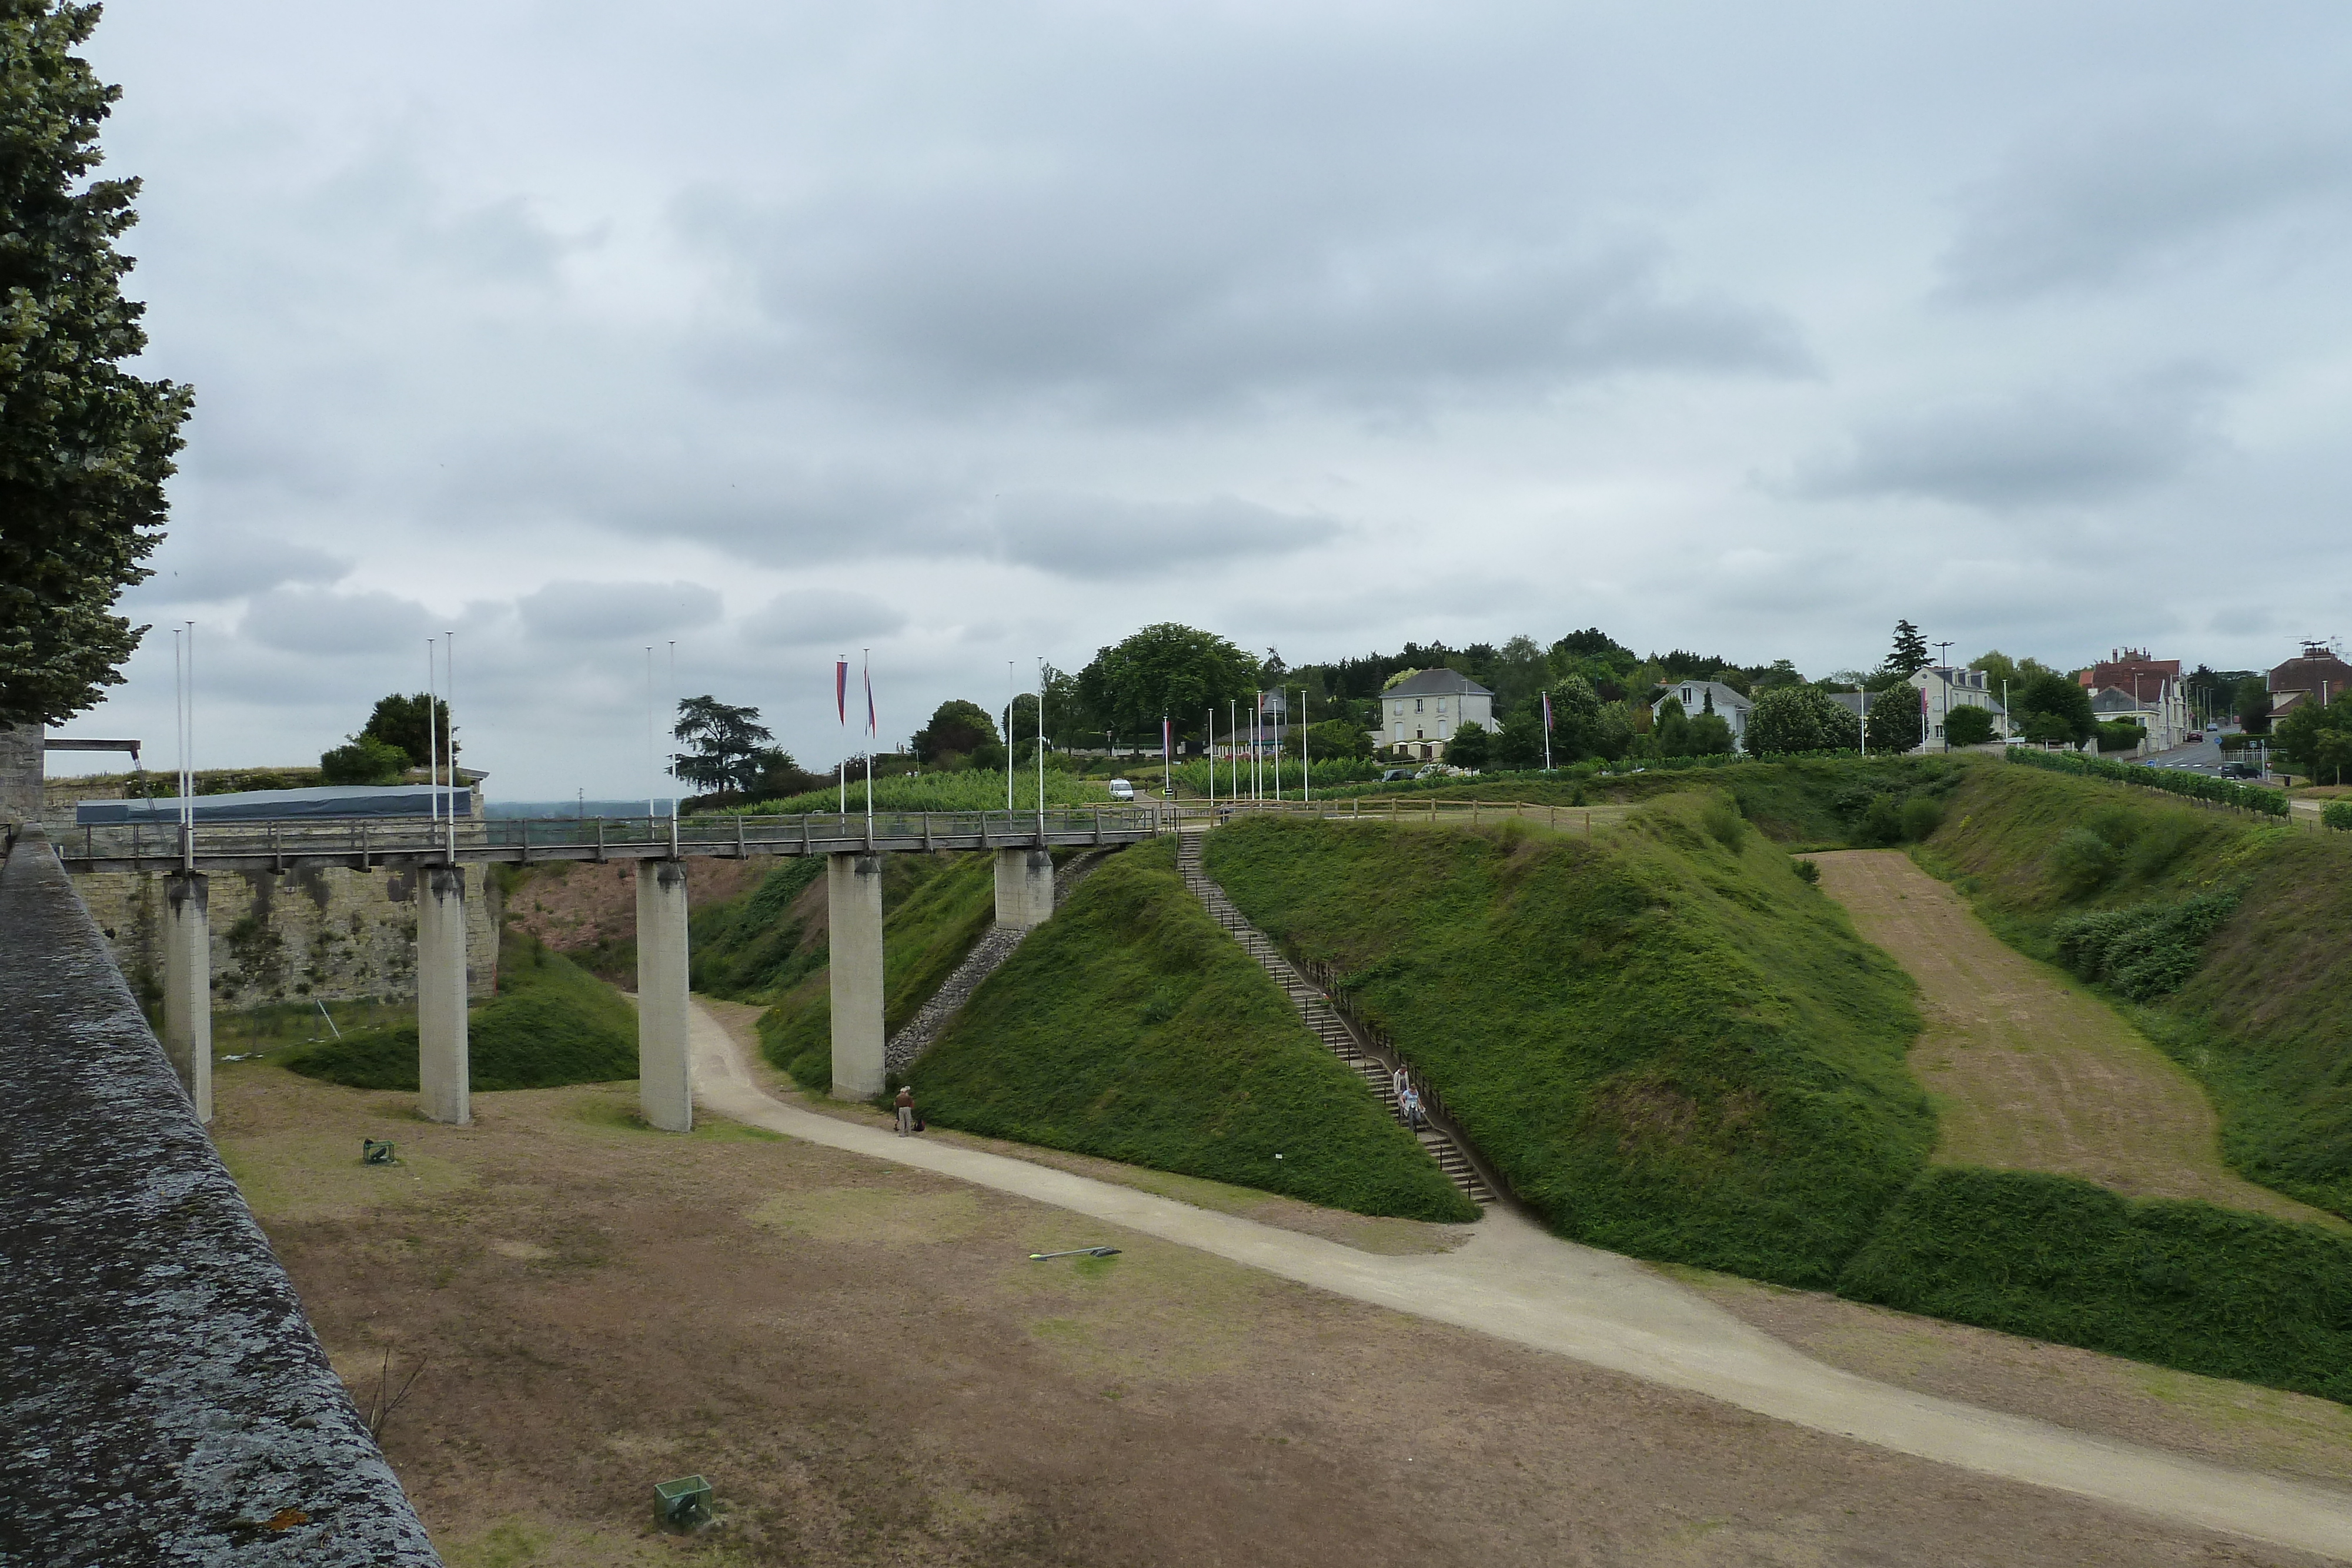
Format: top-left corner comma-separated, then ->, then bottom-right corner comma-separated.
2267,641 -> 2351,726
2084,680 -> 2192,753
2076,648 -> 2181,696
1911,666 -> 2010,747
1651,680 -> 1754,751
1374,668 -> 1494,762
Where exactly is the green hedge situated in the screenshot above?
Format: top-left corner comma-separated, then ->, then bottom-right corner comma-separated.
2004,745 -> 2287,815
1837,1168 -> 2352,1403
2325,800 -> 2352,831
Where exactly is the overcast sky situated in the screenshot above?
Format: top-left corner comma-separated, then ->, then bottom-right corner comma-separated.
57,1 -> 2352,797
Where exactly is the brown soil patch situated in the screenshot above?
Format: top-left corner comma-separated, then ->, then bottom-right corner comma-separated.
1673,1265 -> 2352,1492
1811,849 -> 2334,1225
216,1059 -> 2333,1568
503,855 -> 769,956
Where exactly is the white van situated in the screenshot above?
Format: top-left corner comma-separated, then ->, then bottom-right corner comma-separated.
1106,778 -> 1135,801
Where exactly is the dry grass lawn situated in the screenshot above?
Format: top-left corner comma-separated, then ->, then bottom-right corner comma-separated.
1810,848 -> 2335,1226
209,1055 -> 2343,1568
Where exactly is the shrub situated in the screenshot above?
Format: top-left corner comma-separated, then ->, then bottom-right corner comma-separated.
2053,891 -> 2240,1000
1897,795 -> 1945,841
318,735 -> 410,785
2049,826 -> 2122,895
1856,793 -> 1905,847
2096,720 -> 2149,753
1699,794 -> 1745,850
2326,801 -> 2352,832
1792,858 -> 1820,884
1941,706 -> 1996,747
1445,721 -> 1492,770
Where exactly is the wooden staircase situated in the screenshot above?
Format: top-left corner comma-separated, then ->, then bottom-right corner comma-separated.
1176,830 -> 1494,1208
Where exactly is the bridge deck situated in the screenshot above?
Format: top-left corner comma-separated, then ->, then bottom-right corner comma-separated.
57,805 -> 1165,874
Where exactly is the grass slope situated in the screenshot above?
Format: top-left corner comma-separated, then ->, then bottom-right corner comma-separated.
911,838 -> 1475,1221
1838,1166 -> 2352,1404
690,857 -> 827,998
1919,760 -> 2352,1218
285,928 -> 637,1091
1204,795 -> 1931,1285
751,851 -> 999,1091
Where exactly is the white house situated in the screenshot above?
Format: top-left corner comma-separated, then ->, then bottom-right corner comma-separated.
2087,681 -> 2191,754
1374,669 -> 1494,761
1910,666 -> 2010,747
1652,680 -> 1754,751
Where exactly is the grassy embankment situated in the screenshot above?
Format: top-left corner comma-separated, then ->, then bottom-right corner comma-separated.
1207,774 -> 2352,1403
687,851 -> 1001,1091
740,770 -> 1114,815
283,928 -> 637,1090
1204,795 -> 1932,1284
910,838 -> 1475,1221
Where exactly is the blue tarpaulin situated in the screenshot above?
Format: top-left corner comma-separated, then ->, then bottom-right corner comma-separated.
76,785 -> 474,825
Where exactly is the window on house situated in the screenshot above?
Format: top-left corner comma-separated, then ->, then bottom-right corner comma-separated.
1415,698 -> 1424,713
1438,720 -> 1448,739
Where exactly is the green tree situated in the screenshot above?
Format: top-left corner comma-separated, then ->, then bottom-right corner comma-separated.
1077,624 -> 1258,740
671,696 -> 774,795
1444,721 -> 1492,769
910,698 -> 1000,763
1688,712 -> 1735,755
1942,704 -> 1997,747
358,692 -> 453,770
1653,695 -> 1693,756
1885,620 -> 1930,678
2274,698 -> 2352,785
1752,658 -> 1806,693
0,4 -> 195,726
1865,685 -> 1923,754
318,735 -> 409,785
1304,718 -> 1372,760
2013,672 -> 2097,745
1747,685 -> 1852,754
1546,674 -> 1603,761
2236,676 -> 2274,734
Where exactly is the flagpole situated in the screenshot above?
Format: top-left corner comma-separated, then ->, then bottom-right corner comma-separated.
1035,656 -> 1046,836
837,654 -> 848,814
1005,660 -> 1015,814
1543,689 -> 1553,772
863,648 -> 874,836
1299,684 -> 1309,801
1207,707 -> 1215,811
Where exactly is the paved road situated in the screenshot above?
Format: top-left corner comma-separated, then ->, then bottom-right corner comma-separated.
687,999 -> 2352,1561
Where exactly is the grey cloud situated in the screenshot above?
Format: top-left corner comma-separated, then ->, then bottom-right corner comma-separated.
993,494 -> 1343,580
743,589 -> 911,648
133,527 -> 352,605
518,580 -> 726,642
1793,372 -> 2227,509
1940,112 -> 2352,301
240,587 -> 433,656
689,192 -> 1809,413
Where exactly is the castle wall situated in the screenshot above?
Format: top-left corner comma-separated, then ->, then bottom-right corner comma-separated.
71,862 -> 500,1011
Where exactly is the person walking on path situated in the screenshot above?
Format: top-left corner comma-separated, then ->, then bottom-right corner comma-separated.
1391,1065 -> 1410,1102
1400,1085 -> 1425,1133
895,1085 -> 916,1136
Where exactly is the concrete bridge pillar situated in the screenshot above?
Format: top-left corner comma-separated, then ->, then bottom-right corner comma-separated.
993,847 -> 1054,928
163,871 -> 212,1124
416,864 -> 470,1125
827,851 -> 886,1100
635,858 -> 693,1132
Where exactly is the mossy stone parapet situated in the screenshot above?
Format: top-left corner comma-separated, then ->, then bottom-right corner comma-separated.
0,831 -> 442,1566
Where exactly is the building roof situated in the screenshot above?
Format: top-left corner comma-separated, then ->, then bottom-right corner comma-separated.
1382,668 -> 1492,699
1655,678 -> 1753,712
2089,687 -> 2159,714
2269,644 -> 2352,697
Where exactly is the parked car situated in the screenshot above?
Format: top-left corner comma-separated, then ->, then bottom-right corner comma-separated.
1106,778 -> 1135,801
1379,767 -> 1415,782
2219,761 -> 2261,780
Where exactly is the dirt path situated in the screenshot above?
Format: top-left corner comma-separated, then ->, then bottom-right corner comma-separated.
1809,850 -> 2334,1225
687,1002 -> 2352,1560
